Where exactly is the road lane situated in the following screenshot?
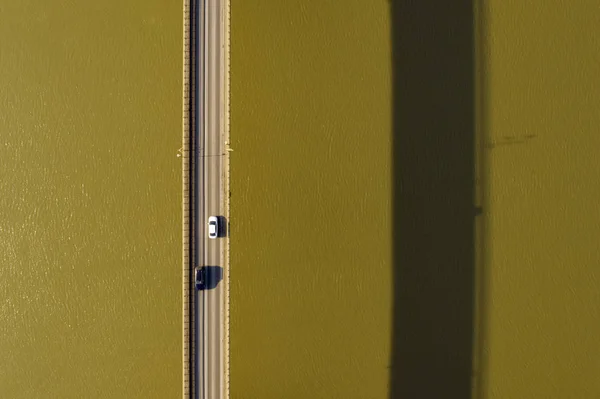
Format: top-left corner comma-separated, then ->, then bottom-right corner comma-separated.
206,2 -> 224,398
196,0 -> 226,398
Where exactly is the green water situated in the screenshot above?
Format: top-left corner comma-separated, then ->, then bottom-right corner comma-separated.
480,1 -> 600,397
3,1 -> 598,397
0,2 -> 182,397
229,0 -> 600,398
230,1 -> 393,398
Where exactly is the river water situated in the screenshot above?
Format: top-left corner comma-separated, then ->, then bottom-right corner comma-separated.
0,1 -> 182,397
7,1 -> 596,398
229,1 -> 393,398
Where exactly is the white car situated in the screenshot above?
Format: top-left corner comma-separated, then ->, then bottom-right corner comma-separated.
208,216 -> 219,239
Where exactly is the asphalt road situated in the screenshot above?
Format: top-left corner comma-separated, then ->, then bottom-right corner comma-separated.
196,0 -> 226,398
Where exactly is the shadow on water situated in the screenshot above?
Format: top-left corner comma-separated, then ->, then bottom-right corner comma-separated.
389,1 -> 477,398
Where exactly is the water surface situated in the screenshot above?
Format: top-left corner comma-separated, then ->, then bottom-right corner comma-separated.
230,1 -> 393,398
0,2 -> 182,397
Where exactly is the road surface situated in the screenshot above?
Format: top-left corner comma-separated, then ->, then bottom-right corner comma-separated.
196,0 -> 227,398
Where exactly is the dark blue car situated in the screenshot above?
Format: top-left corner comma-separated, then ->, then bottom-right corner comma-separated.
195,267 -> 206,290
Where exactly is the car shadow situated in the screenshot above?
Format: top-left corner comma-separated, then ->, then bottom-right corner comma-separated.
218,216 -> 228,238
